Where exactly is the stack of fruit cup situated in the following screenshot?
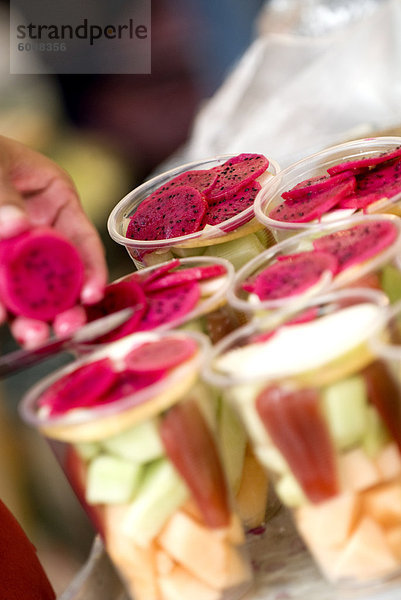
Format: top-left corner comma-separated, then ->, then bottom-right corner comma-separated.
227,214 -> 401,319
19,329 -> 254,600
203,288 -> 401,589
254,136 -> 401,243
107,153 -> 280,270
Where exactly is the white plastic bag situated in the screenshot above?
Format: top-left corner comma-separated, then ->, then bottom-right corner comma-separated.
183,0 -> 401,168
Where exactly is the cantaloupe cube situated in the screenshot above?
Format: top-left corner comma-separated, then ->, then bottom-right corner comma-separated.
362,482 -> 401,528
295,492 -> 360,549
376,443 -> 401,481
155,548 -> 176,576
214,512 -> 245,546
158,510 -> 249,590
235,445 -> 270,530
338,448 -> 380,492
103,503 -> 159,600
158,565 -> 220,600
330,517 -> 399,582
385,526 -> 401,561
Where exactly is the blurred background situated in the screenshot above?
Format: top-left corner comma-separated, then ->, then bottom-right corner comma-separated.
1,0 -> 401,595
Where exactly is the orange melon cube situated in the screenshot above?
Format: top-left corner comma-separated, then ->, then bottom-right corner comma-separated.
376,443 -> 401,481
158,565 -> 220,600
385,526 -> 401,561
158,510 -> 249,590
104,503 -> 160,600
362,481 -> 401,528
338,448 -> 380,492
155,548 -> 176,576
295,492 -> 360,549
330,517 -> 398,582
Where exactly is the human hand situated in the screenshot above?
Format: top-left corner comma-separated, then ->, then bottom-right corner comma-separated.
0,135 -> 108,347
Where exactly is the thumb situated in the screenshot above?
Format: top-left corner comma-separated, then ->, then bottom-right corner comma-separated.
0,182 -> 31,240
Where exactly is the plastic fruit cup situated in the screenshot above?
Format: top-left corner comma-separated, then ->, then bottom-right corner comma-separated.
78,256 -> 239,352
228,214 -> 401,317
19,330 -> 253,600
107,154 -> 280,270
203,288 -> 401,588
254,136 -> 401,243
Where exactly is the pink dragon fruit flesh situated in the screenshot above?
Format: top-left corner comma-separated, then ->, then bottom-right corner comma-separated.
243,251 -> 338,301
126,185 -> 208,241
0,227 -> 84,322
327,145 -> 401,175
204,182 -> 261,227
312,220 -> 398,273
269,179 -> 356,223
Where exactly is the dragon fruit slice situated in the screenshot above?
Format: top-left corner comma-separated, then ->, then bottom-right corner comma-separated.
126,185 -> 208,241
140,259 -> 181,289
269,179 -> 356,223
98,369 -> 167,405
138,281 -> 201,330
338,157 -> 401,210
206,153 -> 268,201
149,169 -> 218,198
327,145 -> 401,175
0,227 -> 84,322
243,251 -> 337,301
145,264 -> 226,292
312,220 -> 398,273
204,182 -> 261,227
125,337 -> 197,373
85,279 -> 147,343
39,358 -> 118,416
282,171 -> 355,200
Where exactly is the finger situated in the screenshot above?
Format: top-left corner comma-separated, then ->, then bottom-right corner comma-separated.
0,301 -> 7,325
10,317 -> 50,349
0,189 -> 31,240
53,305 -> 87,338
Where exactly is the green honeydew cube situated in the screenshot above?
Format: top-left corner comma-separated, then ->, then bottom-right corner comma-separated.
122,458 -> 189,547
74,441 -> 100,461
204,233 -> 265,270
362,405 -> 391,458
381,264 -> 401,304
276,472 -> 307,508
103,418 -> 164,463
321,375 -> 368,451
86,454 -> 143,505
218,399 -> 247,494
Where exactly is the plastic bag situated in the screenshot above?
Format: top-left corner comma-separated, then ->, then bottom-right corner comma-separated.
183,0 -> 401,168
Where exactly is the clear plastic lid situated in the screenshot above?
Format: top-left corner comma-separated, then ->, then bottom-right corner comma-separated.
254,136 -> 401,240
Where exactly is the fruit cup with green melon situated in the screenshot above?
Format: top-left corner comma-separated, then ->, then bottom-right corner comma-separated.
107,153 -> 279,271
203,288 -> 401,588
254,136 -> 401,244
228,214 -> 401,319
19,330 -> 253,600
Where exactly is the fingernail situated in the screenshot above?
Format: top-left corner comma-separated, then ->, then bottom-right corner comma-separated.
81,282 -> 104,305
0,205 -> 30,239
